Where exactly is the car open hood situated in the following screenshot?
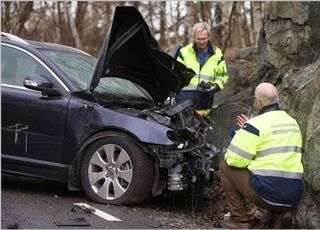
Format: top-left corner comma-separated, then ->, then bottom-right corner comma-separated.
90,6 -> 194,103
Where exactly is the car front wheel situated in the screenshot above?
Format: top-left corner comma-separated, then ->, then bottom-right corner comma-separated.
81,132 -> 154,205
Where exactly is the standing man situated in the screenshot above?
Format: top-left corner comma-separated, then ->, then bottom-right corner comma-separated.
220,82 -> 304,229
176,22 -> 229,115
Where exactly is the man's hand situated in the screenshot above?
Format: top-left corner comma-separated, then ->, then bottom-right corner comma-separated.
199,81 -> 220,94
236,114 -> 249,128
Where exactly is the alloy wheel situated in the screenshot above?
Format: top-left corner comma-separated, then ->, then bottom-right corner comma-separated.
88,144 -> 133,200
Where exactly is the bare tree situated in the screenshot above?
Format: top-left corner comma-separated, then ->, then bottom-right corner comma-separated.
75,2 -> 88,48
185,1 -> 196,44
211,2 -> 224,48
200,1 -> 212,23
159,1 -> 167,47
1,2 -> 34,35
250,2 -> 265,45
1,1 -> 266,56
2,2 -> 12,32
57,2 -> 66,44
242,2 -> 251,46
147,1 -> 155,34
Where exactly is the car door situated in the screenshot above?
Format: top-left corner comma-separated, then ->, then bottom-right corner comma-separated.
1,44 -> 70,165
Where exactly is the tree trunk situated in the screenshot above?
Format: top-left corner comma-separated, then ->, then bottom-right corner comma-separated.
185,1 -> 196,43
64,2 -> 74,46
159,1 -> 167,48
212,2 -> 224,48
242,2 -> 251,46
75,1 -> 88,49
229,2 -> 245,49
251,2 -> 265,45
250,2 -> 256,44
148,2 -> 155,34
16,2 -> 34,35
2,2 -> 11,32
223,2 -> 237,53
200,1 -> 212,23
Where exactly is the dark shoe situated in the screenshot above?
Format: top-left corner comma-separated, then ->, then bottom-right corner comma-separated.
221,219 -> 252,229
273,211 -> 293,229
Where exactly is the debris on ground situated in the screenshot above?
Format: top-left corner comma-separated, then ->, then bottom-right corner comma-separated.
7,222 -> 19,229
136,179 -> 265,229
144,218 -> 162,228
54,217 -> 90,227
71,203 -> 95,214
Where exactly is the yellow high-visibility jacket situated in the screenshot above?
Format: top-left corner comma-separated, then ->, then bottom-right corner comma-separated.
178,42 -> 229,90
225,103 -> 304,206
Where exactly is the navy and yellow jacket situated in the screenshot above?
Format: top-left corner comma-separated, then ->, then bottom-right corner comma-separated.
225,103 -> 304,206
177,42 -> 228,90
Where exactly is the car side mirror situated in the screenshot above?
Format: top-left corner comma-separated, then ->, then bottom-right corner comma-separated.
23,74 -> 63,96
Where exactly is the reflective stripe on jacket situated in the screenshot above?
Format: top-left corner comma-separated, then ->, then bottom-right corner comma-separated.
225,104 -> 304,206
177,42 -> 229,90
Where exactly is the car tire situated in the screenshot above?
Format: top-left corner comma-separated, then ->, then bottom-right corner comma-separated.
81,132 -> 154,205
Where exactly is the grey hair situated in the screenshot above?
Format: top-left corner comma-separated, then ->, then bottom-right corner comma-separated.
193,22 -> 210,36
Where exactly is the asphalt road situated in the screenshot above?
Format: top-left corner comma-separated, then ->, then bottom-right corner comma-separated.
1,174 -> 170,229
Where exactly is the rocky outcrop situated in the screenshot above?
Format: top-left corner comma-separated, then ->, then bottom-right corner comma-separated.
280,59 -> 320,228
257,2 -> 320,84
210,2 -> 320,228
258,2 -> 320,228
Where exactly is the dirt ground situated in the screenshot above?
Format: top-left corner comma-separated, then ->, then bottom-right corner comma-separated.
132,179 -> 266,229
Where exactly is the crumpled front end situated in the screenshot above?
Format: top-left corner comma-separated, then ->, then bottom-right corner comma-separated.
141,100 -> 220,197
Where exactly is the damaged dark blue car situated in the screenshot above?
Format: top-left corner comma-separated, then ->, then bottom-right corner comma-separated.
1,6 -> 221,205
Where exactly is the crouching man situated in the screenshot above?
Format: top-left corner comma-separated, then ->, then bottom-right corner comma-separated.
220,82 -> 304,229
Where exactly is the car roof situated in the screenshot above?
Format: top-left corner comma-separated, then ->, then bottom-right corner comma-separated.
1,32 -> 91,57
26,40 -> 92,56
1,32 -> 29,44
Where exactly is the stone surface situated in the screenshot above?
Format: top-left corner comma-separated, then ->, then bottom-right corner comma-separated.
257,2 -> 320,84
279,59 -> 320,228
211,2 -> 320,228
259,2 -> 320,228
267,2 -> 309,25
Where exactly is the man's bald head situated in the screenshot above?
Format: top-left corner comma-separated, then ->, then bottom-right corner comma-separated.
254,83 -> 279,109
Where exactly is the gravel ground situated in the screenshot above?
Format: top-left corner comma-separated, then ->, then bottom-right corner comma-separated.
128,180 -> 266,229
126,180 -> 230,229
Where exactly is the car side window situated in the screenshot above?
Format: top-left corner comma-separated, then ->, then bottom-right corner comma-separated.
1,45 -> 62,88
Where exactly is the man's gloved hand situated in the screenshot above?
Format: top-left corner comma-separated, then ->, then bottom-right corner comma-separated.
199,81 -> 221,94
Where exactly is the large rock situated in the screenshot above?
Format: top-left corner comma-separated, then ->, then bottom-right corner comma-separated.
209,3 -> 320,227
258,2 -> 320,228
257,2 -> 320,84
280,59 -> 320,228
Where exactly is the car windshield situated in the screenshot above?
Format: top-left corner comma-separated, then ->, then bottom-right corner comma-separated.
39,48 -> 152,102
40,48 -> 96,90
93,77 -> 152,104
